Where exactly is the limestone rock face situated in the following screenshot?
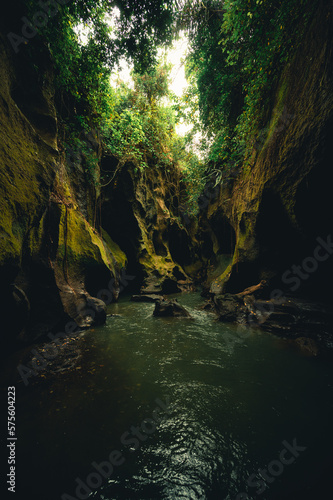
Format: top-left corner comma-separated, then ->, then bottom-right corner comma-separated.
101,154 -> 198,294
0,12 -> 195,348
196,2 -> 333,303
0,29 -> 126,344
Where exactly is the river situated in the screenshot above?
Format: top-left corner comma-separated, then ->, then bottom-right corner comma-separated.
1,292 -> 333,500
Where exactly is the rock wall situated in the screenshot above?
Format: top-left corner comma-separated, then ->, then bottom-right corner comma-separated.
1,0 -> 331,353
202,0 -> 333,302
0,27 -> 126,349
0,4 -> 198,351
101,157 -> 198,294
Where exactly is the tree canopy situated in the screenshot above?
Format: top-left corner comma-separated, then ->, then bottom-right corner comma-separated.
20,0 -> 318,212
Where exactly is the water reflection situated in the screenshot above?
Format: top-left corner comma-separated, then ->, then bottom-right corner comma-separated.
2,292 -> 333,499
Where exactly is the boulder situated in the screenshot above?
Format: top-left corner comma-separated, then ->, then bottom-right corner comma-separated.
75,295 -> 107,327
213,293 -> 246,322
86,297 -> 107,326
131,294 -> 162,303
153,298 -> 192,318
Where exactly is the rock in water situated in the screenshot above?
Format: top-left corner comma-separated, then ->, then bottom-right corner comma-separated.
75,296 -> 107,327
153,298 -> 192,318
213,293 -> 246,322
131,294 -> 162,303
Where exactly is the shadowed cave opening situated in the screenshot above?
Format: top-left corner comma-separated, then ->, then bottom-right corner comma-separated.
101,165 -> 144,293
167,224 -> 193,267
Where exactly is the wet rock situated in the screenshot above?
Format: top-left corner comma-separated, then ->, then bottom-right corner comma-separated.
200,300 -> 215,312
140,273 -> 192,295
212,291 -> 333,355
245,297 -> 333,354
258,311 -> 296,332
213,293 -> 246,322
294,337 -> 319,356
131,294 -> 162,302
85,297 -> 107,326
27,334 -> 84,376
140,275 -> 163,295
176,279 -> 196,292
153,298 -> 192,318
75,296 -> 107,327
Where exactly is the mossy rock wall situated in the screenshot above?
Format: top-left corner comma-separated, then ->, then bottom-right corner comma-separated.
0,33 -> 56,274
101,159 -> 199,293
205,1 -> 333,299
0,31 -> 127,345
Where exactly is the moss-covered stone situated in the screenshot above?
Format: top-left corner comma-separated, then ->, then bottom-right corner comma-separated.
101,159 -> 197,292
203,1 -> 333,298
0,32 -> 129,342
0,36 -> 55,269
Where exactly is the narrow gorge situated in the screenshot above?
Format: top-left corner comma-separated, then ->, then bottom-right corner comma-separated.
1,1 -> 333,499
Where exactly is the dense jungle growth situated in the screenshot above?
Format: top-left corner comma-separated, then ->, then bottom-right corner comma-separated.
17,0 -> 318,211
1,0 -> 332,347
1,2 -> 333,496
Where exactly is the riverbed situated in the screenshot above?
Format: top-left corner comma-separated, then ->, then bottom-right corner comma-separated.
1,292 -> 333,499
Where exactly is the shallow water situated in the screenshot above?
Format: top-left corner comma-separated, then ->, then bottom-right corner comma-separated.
2,292 -> 333,499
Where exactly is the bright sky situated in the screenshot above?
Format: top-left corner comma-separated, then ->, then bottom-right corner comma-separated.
161,35 -> 189,98
110,41 -> 188,98
111,36 -> 191,135
161,36 -> 192,136
75,13 -> 192,136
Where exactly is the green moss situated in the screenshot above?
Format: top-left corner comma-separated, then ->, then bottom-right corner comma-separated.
55,206 -> 127,279
57,207 -> 99,264
138,247 -> 179,280
27,212 -> 47,257
101,229 -> 127,271
184,261 -> 203,277
263,79 -> 289,147
0,43 -> 54,267
209,263 -> 233,294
